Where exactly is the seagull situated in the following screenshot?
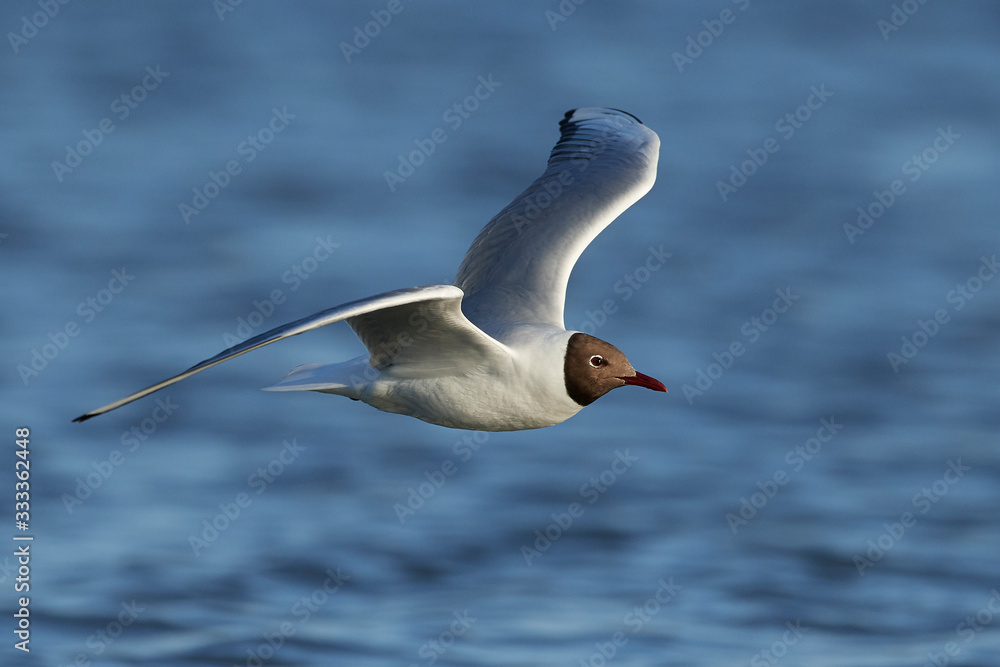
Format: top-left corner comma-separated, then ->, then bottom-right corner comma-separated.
74,107 -> 666,431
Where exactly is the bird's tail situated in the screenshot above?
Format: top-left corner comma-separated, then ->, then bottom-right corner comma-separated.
262,356 -> 371,397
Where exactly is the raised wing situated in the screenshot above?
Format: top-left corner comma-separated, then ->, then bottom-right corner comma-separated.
454,107 -> 659,331
74,285 -> 505,421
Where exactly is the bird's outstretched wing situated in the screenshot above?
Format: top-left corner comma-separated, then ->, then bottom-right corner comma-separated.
454,107 -> 659,332
74,285 -> 506,421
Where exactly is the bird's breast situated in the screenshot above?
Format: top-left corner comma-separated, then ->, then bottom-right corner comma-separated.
362,327 -> 581,431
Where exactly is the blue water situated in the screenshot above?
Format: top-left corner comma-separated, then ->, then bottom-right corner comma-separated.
4,1 -> 1000,664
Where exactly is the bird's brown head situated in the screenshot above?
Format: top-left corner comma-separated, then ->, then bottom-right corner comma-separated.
563,332 -> 667,406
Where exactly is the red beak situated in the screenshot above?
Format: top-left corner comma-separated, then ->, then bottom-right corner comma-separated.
620,371 -> 667,393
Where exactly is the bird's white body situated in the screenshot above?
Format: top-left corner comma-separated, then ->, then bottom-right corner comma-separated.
273,326 -> 580,430
74,108 -> 666,430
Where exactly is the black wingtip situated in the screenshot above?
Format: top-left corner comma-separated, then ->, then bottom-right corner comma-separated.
607,108 -> 643,124
72,414 -> 92,423
561,107 -> 644,127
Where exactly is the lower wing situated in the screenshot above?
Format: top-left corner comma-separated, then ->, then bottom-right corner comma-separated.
73,284 -> 505,421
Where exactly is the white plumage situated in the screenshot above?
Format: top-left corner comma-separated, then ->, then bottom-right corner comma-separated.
74,108 -> 665,430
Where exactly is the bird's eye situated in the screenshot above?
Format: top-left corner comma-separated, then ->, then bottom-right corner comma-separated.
589,355 -> 605,368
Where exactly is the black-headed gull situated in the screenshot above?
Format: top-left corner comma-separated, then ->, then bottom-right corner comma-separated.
75,108 -> 666,430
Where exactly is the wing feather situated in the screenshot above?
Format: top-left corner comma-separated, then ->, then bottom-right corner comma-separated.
454,108 -> 659,331
73,285 -> 504,421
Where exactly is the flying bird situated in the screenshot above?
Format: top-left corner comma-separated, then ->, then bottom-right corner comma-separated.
74,107 -> 666,430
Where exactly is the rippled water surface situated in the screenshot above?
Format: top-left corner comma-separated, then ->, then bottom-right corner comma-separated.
4,1 -> 1000,665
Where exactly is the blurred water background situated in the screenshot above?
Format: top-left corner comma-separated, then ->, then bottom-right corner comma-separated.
3,1 -> 1000,664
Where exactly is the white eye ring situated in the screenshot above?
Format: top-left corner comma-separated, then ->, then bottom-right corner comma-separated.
589,355 -> 605,368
